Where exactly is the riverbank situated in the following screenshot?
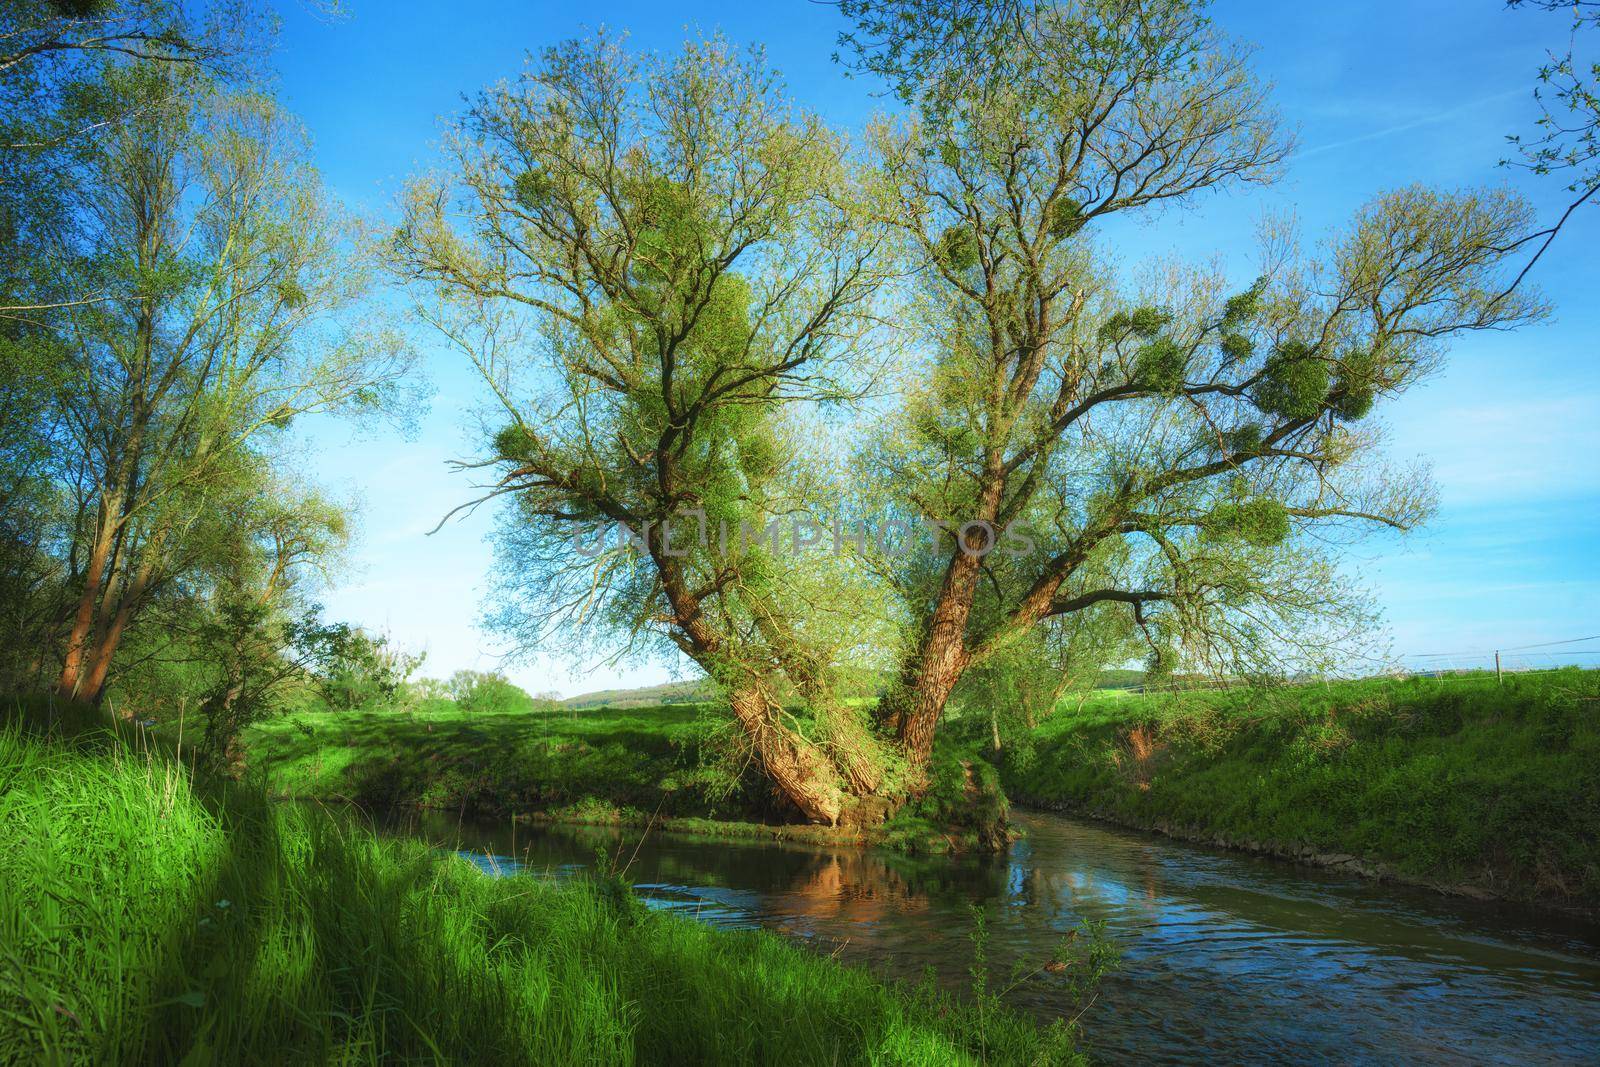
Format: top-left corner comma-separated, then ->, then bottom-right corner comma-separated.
402,805 -> 1600,1064
234,700 -> 1008,853
0,725 -> 1076,1064
990,670 -> 1600,912
240,701 -> 734,815
231,670 -> 1600,908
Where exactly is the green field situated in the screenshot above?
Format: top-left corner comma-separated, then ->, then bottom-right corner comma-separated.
0,725 -> 1075,1065
234,699 -> 732,820
230,698 -> 1008,852
985,670 -> 1600,908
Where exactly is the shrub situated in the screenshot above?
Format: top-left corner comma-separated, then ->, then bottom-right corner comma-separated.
448,669 -> 537,715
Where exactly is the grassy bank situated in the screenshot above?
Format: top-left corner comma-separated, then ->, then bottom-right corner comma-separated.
226,700 -> 1007,853
989,670 -> 1600,908
233,699 -> 761,819
216,670 -> 1600,902
0,726 -> 1075,1064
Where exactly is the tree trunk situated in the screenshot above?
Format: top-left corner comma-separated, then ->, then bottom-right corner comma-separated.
749,605 -> 885,795
892,647 -> 968,766
74,598 -> 134,705
887,544 -> 981,765
726,684 -> 852,825
649,543 -> 868,825
56,517 -> 113,700
813,697 -> 885,796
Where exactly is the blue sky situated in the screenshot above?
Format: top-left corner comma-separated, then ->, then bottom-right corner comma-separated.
272,1 -> 1598,695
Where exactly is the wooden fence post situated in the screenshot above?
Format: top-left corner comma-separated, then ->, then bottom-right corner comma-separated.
1495,651 -> 1502,684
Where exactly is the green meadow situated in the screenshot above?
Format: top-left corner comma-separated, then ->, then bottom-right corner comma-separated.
0,725 -> 1075,1065
236,700 -> 720,818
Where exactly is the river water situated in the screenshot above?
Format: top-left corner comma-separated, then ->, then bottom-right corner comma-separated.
381,809 -> 1600,1063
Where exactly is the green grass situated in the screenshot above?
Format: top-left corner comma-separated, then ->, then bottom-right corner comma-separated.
987,669 -> 1600,907
225,699 -> 780,823
234,699 -> 1013,852
0,725 -> 1077,1064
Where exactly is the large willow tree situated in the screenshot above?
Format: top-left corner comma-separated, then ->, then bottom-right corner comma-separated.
406,7 -> 1545,828
846,0 -> 1545,764
394,34 -> 896,824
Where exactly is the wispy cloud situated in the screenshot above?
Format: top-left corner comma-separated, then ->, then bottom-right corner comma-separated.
1293,87 -> 1528,161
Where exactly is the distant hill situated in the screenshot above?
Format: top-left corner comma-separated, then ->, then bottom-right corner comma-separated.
1094,669 -> 1148,690
562,678 -> 716,709
563,667 -> 1152,708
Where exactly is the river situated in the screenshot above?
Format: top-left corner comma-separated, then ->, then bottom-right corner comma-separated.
379,808 -> 1600,1063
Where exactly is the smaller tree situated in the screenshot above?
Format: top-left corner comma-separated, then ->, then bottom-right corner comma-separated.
957,602 -> 1137,755
192,603 -> 334,774
315,627 -> 422,711
446,669 -> 536,715
45,59 -> 413,706
187,477 -> 350,771
407,675 -> 452,702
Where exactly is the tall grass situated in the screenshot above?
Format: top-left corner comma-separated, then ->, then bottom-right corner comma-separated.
0,727 -> 1076,1064
992,669 -> 1600,905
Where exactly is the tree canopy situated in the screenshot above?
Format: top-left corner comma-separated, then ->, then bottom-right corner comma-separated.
397,4 -> 1546,827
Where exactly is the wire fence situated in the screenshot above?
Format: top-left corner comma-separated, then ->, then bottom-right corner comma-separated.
1392,634 -> 1600,680
1111,634 -> 1600,695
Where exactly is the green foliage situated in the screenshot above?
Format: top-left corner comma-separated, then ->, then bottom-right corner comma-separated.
1329,348 -> 1380,421
1098,306 -> 1171,344
1046,197 -> 1085,238
492,422 -> 539,462
936,223 -> 980,271
512,167 -> 555,210
1221,277 -> 1268,326
1222,423 -> 1264,455
0,728 -> 1070,1064
400,35 -> 901,824
1252,342 -> 1330,421
1202,498 -> 1290,548
241,699 -> 788,822
192,601 -> 300,773
1133,336 -> 1187,394
446,669 -> 539,715
315,627 -> 423,711
965,906 -> 1117,1056
1126,306 -> 1172,338
46,1 -> 122,23
1001,670 -> 1600,906
1219,332 -> 1252,363
630,176 -> 705,285
955,611 -> 1136,767
882,744 -> 1010,854
1503,0 -> 1599,200
4,43 -> 414,707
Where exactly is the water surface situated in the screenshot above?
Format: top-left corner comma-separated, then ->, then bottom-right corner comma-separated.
381,809 -> 1600,1063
